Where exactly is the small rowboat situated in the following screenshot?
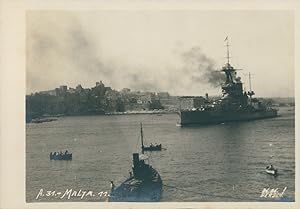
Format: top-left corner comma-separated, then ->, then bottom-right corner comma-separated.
50,152 -> 72,160
142,144 -> 162,151
265,165 -> 277,176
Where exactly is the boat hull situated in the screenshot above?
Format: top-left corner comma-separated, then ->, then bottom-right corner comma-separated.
179,109 -> 278,126
142,145 -> 162,151
109,167 -> 162,202
266,169 -> 277,176
50,153 -> 72,160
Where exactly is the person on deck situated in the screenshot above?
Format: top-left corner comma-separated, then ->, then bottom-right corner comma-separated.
110,181 -> 115,191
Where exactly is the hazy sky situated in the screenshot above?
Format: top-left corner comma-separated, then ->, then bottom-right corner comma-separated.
26,10 -> 294,97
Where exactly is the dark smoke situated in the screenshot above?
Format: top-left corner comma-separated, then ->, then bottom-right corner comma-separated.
27,12 -> 226,95
68,26 -> 115,77
181,46 -> 225,87
27,12 -> 115,93
127,71 -> 159,92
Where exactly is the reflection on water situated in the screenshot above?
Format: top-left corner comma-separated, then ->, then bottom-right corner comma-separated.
26,107 -> 295,202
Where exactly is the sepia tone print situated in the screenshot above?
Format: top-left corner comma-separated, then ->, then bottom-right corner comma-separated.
26,10 -> 295,202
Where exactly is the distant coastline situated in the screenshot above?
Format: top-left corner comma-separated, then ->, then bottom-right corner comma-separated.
104,110 -> 177,115
26,106 -> 295,124
26,81 -> 295,123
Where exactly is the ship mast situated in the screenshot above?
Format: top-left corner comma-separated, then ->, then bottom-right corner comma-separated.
222,36 -> 235,85
248,72 -> 252,93
140,123 -> 144,154
225,36 -> 230,64
248,72 -> 255,104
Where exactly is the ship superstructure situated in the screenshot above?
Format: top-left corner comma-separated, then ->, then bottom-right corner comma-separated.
179,38 -> 278,126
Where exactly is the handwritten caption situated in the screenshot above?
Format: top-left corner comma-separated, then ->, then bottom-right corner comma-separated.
260,187 -> 287,199
35,188 -> 110,200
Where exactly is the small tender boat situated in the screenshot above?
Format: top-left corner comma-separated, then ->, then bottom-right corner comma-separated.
109,153 -> 162,201
108,124 -> 163,202
265,165 -> 277,176
143,144 -> 162,151
50,151 -> 72,160
140,123 -> 162,152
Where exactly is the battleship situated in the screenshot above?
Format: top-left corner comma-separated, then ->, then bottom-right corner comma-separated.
179,38 -> 278,126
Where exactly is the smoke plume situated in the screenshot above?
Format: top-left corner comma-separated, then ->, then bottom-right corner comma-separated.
181,47 -> 225,87
26,12 -> 115,92
27,12 -> 225,95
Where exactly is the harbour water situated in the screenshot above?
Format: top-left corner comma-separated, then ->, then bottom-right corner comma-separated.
26,107 -> 295,202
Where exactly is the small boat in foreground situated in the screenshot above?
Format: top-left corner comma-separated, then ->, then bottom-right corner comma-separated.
265,144 -> 277,176
140,123 -> 162,152
109,124 -> 162,202
265,165 -> 277,176
109,153 -> 162,201
50,151 -> 72,160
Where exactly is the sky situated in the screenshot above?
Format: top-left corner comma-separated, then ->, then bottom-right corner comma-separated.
26,10 -> 294,97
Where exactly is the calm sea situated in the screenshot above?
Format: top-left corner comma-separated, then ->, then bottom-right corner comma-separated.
26,107 -> 295,202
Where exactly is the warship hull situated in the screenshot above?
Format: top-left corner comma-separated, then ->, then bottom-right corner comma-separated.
179,109 -> 277,126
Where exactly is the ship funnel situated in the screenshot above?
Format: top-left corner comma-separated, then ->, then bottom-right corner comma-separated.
205,93 -> 209,101
133,153 -> 139,168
